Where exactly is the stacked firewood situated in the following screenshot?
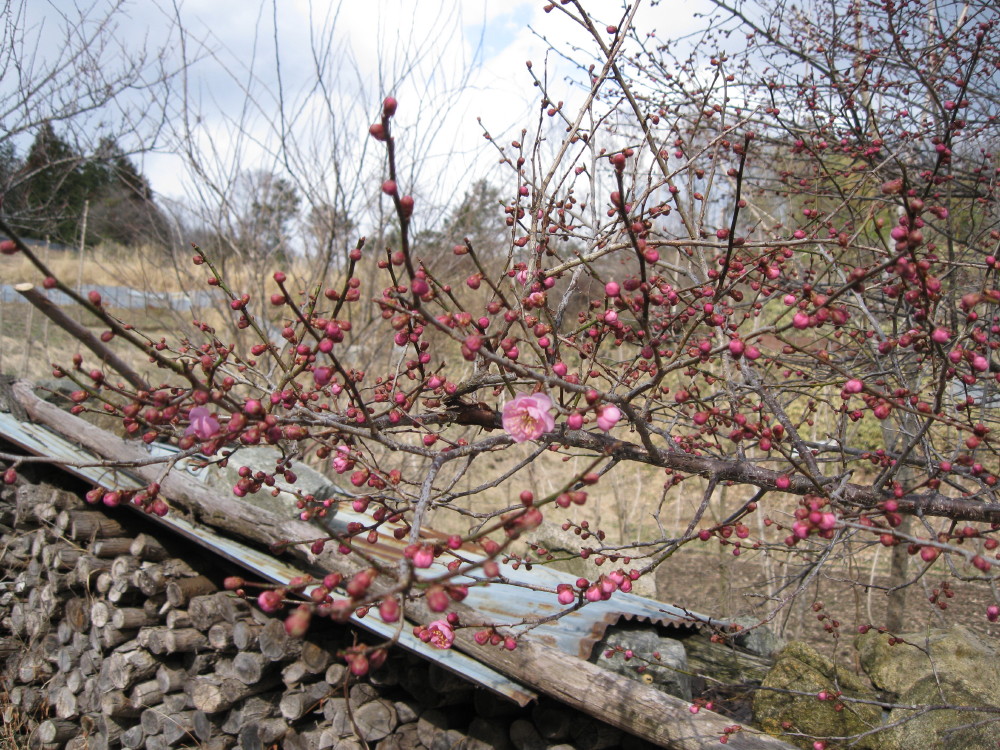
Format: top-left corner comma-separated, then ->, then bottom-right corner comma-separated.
0,474 -> 646,750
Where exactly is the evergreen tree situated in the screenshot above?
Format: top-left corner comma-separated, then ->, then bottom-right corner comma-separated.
19,122 -> 87,241
11,123 -> 165,245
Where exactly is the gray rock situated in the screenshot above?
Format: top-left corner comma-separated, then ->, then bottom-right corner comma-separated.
753,641 -> 881,750
731,616 -> 787,658
856,625 -> 1000,750
590,626 -> 691,700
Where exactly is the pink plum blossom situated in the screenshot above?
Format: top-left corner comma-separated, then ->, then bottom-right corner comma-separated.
186,407 -> 220,440
331,446 -> 352,474
426,619 -> 455,649
502,392 -> 555,443
596,404 -> 622,432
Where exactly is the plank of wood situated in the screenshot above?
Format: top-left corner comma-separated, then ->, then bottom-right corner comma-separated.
13,283 -> 149,391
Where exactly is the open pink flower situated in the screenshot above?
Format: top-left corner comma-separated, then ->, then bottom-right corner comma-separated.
426,619 -> 455,649
331,446 -> 352,474
502,392 -> 555,443
596,404 -> 621,432
186,407 -> 220,440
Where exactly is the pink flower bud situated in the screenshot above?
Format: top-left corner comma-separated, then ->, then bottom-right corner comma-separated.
258,589 -> 284,613
284,606 -> 311,637
348,652 -> 369,675
843,379 -> 864,394
412,545 -> 434,569
426,587 -> 449,612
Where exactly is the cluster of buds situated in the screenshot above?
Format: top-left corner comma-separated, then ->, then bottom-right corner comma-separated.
784,497 -> 839,546
342,645 -> 387,676
85,483 -> 167,517
570,569 -> 638,603
473,628 -> 517,651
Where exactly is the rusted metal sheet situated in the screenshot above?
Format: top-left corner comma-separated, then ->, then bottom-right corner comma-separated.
139,432 -> 719,658
0,406 -> 717,696
0,411 -> 536,705
319,502 -> 718,660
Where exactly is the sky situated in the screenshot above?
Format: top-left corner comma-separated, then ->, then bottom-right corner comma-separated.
6,0 -> 710,215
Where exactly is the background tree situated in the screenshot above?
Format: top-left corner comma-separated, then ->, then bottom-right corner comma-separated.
10,125 -> 165,244
0,0 -> 179,246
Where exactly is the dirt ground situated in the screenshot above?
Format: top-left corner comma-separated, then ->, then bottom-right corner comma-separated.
655,543 -> 1000,666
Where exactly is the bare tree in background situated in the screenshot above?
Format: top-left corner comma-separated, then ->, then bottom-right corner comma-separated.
161,0 -> 495,362
0,0 -> 181,237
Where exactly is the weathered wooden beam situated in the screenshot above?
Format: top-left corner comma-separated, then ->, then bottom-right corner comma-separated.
13,283 -> 150,392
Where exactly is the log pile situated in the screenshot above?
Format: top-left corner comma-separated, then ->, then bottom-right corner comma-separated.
1,473 -> 656,750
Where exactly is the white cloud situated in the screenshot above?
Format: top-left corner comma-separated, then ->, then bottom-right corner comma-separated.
9,0 -> 712,219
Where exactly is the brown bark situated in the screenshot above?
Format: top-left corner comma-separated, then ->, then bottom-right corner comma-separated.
91,537 -> 135,559
231,621 -> 261,651
165,575 -> 217,608
188,674 -> 280,714
188,593 -> 230,632
33,719 -> 78,745
231,651 -> 271,685
258,619 -> 303,662
130,533 -> 171,561
299,640 -> 332,674
207,622 -> 235,651
64,510 -> 127,541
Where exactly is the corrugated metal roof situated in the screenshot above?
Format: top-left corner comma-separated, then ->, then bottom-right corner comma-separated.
317,502 -> 719,659
138,432 -> 720,658
0,411 -> 535,705
0,407 -> 719,700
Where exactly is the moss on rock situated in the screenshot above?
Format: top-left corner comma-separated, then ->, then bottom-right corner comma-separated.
855,626 -> 1000,750
752,641 -> 881,749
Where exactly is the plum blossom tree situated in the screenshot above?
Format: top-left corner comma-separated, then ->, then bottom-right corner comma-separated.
2,0 -> 1000,746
